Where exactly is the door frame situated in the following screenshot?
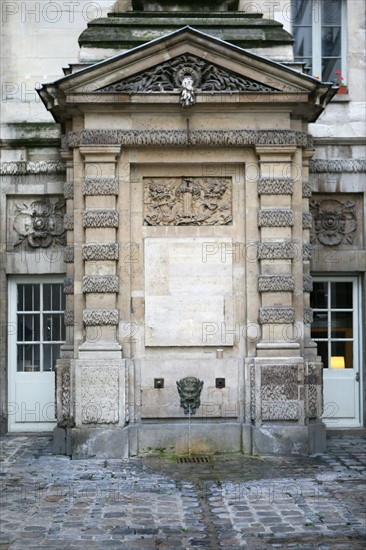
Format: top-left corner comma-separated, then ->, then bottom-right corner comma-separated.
311,275 -> 363,428
8,275 -> 64,432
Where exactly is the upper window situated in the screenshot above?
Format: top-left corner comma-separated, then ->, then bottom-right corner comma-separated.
292,0 -> 346,84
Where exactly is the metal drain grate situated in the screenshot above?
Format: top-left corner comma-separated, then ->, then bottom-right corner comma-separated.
176,456 -> 211,463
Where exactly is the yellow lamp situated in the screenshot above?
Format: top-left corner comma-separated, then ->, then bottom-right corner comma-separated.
331,356 -> 345,369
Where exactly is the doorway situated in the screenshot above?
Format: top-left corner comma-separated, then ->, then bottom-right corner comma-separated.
8,277 -> 65,432
311,276 -> 362,427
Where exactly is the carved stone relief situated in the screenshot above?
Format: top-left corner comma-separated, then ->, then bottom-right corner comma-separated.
64,246 -> 74,263
305,362 -> 322,419
259,307 -> 295,324
257,178 -> 294,195
71,129 -> 312,148
83,178 -> 119,196
64,311 -> 74,326
258,276 -> 295,292
258,209 -> 294,227
82,243 -> 119,261
144,177 -> 232,226
261,365 -> 299,421
83,210 -> 119,228
303,308 -> 314,325
258,242 -> 295,260
63,277 -> 74,295
302,182 -> 312,198
0,160 -> 65,175
81,367 -> 119,424
64,182 -> 74,199
98,54 -> 278,95
12,198 -> 66,248
176,377 -> 204,416
83,276 -> 119,294
309,159 -> 366,173
310,199 -> 357,246
63,213 -> 74,231
83,309 -> 119,326
250,364 -> 256,422
61,368 -> 70,421
302,212 -> 312,229
303,275 -> 313,292
303,243 -> 312,261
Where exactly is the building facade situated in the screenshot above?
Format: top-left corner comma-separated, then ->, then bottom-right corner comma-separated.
1,0 -> 365,457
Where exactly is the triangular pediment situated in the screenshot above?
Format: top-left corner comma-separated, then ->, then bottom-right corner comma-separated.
39,26 -> 335,122
97,53 -> 279,94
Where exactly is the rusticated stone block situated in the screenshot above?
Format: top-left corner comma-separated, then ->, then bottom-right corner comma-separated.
258,275 -> 295,292
82,243 -> 119,261
258,209 -> 294,227
63,277 -> 74,295
64,246 -> 74,263
83,276 -> 119,294
64,310 -> 74,326
83,178 -> 119,196
83,210 -> 119,228
258,241 -> 295,259
261,364 -> 299,421
259,307 -> 295,324
257,178 -> 294,195
302,212 -> 312,229
303,275 -> 313,292
83,309 -> 119,326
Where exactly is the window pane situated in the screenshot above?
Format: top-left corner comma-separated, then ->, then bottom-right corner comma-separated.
292,0 -> 312,25
331,282 -> 352,309
43,344 -> 61,372
316,340 -> 329,369
43,284 -> 52,311
322,26 -> 341,57
19,314 -> 40,342
293,27 -> 313,58
17,285 -> 24,311
24,284 -> 40,311
43,314 -> 63,341
311,311 -> 328,339
322,0 -> 342,25
331,341 -> 353,369
24,344 -> 40,371
331,311 -> 353,339
311,282 -> 328,309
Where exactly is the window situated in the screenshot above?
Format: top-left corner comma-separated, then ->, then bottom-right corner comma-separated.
16,282 -> 65,372
310,278 -> 359,369
292,0 -> 346,84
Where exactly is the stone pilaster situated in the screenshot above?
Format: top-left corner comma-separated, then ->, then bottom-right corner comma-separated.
78,145 -> 122,358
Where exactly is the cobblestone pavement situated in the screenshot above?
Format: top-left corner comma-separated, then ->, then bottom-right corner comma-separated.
0,433 -> 365,549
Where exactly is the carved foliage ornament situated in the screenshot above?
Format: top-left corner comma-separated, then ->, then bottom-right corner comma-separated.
82,243 -> 119,261
144,177 -> 232,226
310,199 -> 357,246
13,198 -> 66,248
98,54 -> 278,100
176,376 -> 204,416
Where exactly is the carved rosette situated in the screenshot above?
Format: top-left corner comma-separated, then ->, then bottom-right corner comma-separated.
64,246 -> 74,263
258,209 -> 294,227
83,309 -> 119,326
83,210 -> 119,228
63,277 -> 74,295
310,199 -> 357,246
259,307 -> 295,324
258,242 -> 295,260
83,177 -> 119,196
82,243 -> 119,261
303,275 -> 313,292
83,276 -> 119,294
257,178 -> 294,195
13,198 -> 66,248
258,276 -> 295,292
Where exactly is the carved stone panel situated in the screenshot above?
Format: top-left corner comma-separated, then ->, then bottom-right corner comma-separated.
82,243 -> 119,261
258,276 -> 295,292
258,241 -> 295,260
310,197 -> 359,246
261,365 -> 300,421
259,307 -> 295,324
257,178 -> 294,195
83,276 -> 119,294
83,210 -> 119,228
258,209 -> 294,227
81,366 -> 119,424
9,197 -> 66,249
143,177 -> 232,226
83,178 -> 119,196
63,277 -> 74,295
83,309 -> 119,326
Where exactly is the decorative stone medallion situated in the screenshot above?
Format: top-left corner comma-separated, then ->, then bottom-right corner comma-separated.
144,177 -> 232,225
310,199 -> 357,246
13,198 -> 66,248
